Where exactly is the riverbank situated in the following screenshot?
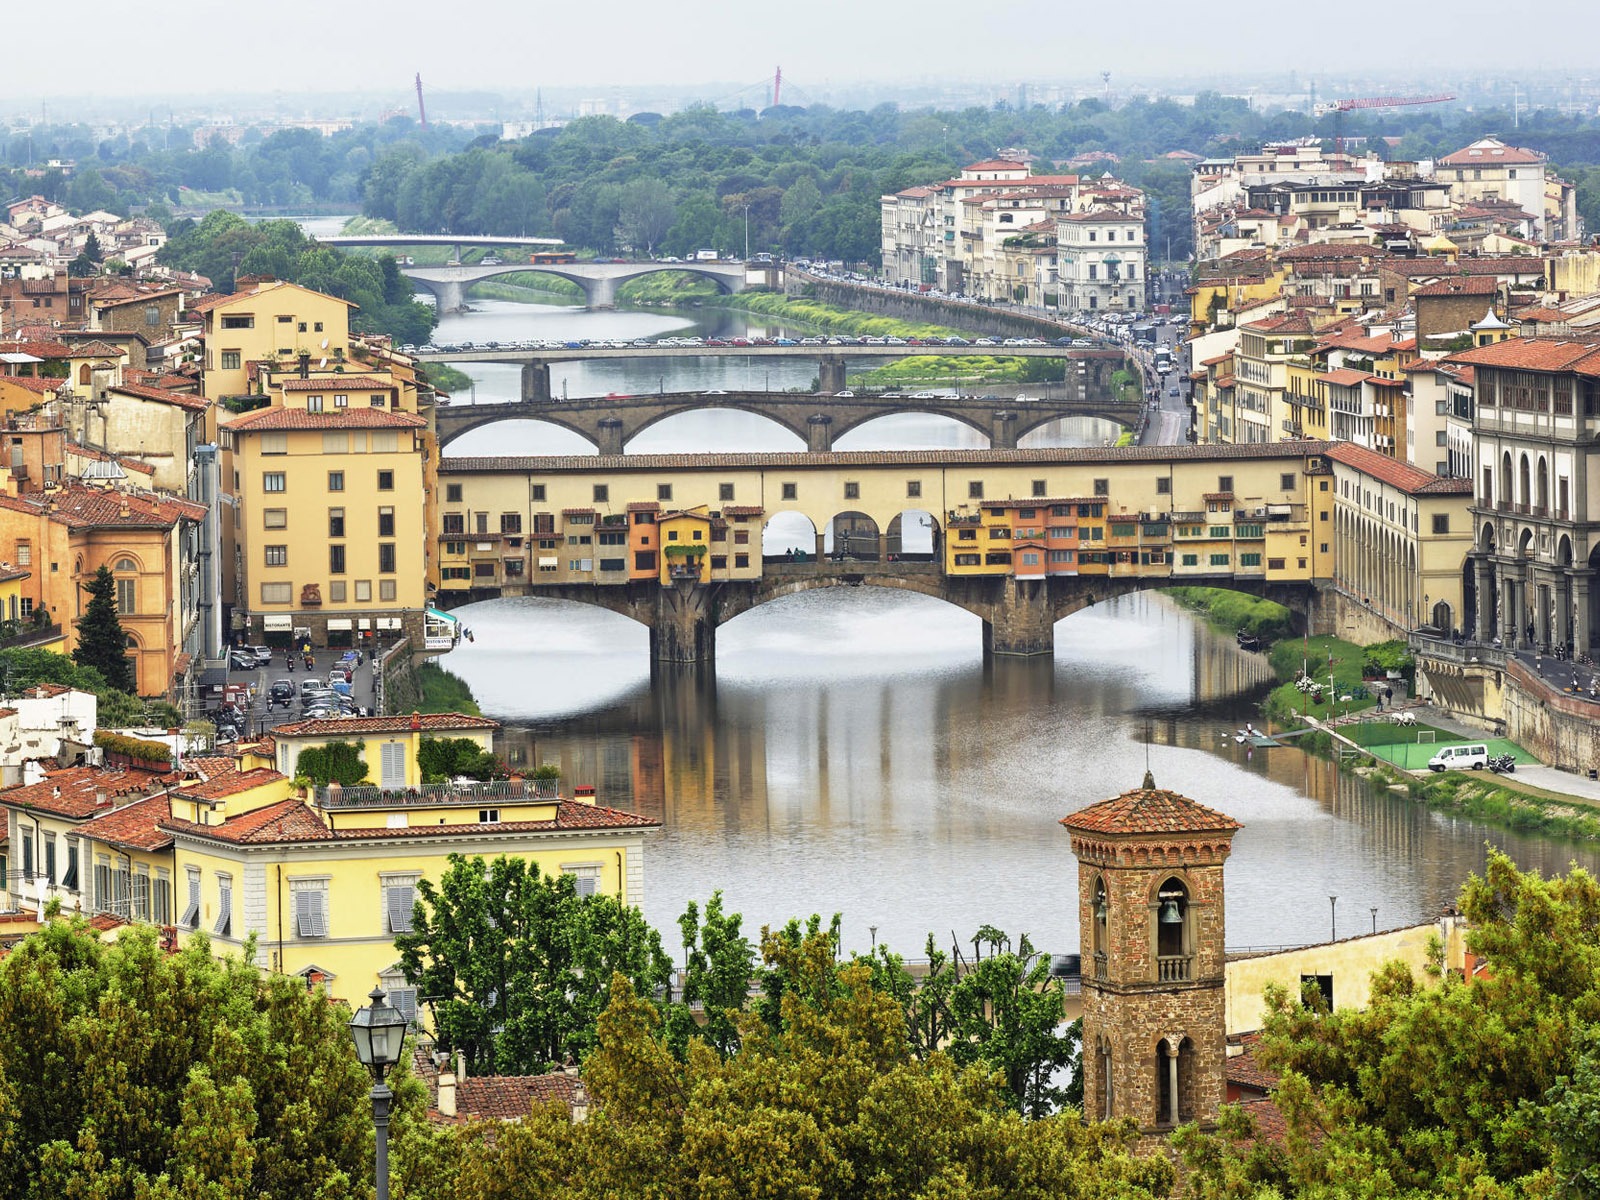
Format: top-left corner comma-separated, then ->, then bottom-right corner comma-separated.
417,662 -> 481,715
1165,587 -> 1293,642
1360,761 -> 1600,843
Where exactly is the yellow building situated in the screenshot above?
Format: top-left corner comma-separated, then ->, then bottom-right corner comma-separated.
196,279 -> 357,404
3,714 -> 659,1022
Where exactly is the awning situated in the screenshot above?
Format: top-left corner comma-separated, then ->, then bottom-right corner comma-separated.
263,615 -> 292,631
377,617 -> 402,630
538,556 -> 558,568
326,618 -> 353,631
358,619 -> 371,630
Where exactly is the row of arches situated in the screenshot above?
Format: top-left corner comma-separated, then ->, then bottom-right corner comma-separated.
1332,507 -> 1452,630
762,509 -> 940,561
1470,523 -> 1600,650
1493,448 -> 1570,518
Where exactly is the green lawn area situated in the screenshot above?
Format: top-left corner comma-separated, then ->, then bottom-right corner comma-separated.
1352,726 -> 1539,771
1264,635 -> 1379,722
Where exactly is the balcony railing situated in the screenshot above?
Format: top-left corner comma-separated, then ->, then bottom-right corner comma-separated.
1157,954 -> 1193,983
1093,952 -> 1109,981
316,779 -> 558,808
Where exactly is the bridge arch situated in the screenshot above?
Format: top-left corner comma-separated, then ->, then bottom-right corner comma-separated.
436,410 -> 601,453
832,408 -> 997,448
762,511 -> 819,558
826,510 -> 882,561
622,402 -> 808,450
886,509 -> 940,559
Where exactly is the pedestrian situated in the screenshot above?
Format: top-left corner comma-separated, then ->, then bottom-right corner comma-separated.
1384,685 -> 1393,708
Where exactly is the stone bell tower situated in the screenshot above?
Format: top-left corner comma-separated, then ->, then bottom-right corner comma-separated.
1060,771 -> 1241,1133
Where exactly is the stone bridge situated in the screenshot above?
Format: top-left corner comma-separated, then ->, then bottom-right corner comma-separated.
433,389 -> 1140,452
437,563 -> 1325,664
402,261 -> 750,311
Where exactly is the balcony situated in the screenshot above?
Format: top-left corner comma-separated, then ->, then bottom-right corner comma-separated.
1093,952 -> 1108,982
316,779 -> 558,808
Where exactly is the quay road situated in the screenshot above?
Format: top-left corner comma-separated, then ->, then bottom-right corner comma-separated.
415,342 -> 1116,367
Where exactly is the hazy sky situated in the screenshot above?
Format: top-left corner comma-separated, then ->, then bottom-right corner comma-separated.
20,0 -> 1600,101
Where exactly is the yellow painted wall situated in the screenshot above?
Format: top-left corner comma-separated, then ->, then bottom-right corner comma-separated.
271,728 -> 494,788
202,283 -> 356,402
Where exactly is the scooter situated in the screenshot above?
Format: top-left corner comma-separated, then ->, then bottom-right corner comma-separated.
287,656 -> 295,673
1489,754 -> 1516,774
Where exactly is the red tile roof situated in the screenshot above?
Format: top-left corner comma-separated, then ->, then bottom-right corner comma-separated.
85,795 -> 173,852
1437,138 -> 1545,167
164,798 -> 655,846
65,442 -> 159,477
271,713 -> 498,737
0,375 -> 63,396
1413,276 -> 1499,297
1,764 -> 176,820
172,766 -> 284,801
163,798 -> 330,844
43,486 -> 206,528
277,377 -> 393,391
1321,368 -> 1371,387
1324,440 -> 1473,494
1060,781 -> 1242,837
456,1072 -> 582,1121
109,382 -> 209,412
964,160 -> 1029,172
222,406 -> 424,431
1445,337 -> 1600,376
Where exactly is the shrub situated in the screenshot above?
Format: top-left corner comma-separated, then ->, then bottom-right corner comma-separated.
295,741 -> 368,787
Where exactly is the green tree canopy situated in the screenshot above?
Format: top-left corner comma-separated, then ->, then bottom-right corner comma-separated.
397,853 -> 672,1075
0,920 -> 382,1199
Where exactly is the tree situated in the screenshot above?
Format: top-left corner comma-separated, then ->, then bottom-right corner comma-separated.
295,740 -> 368,787
395,935 -> 1175,1200
71,564 -> 134,694
396,853 -> 672,1075
0,919 -> 387,1199
614,178 -> 676,256
662,891 -> 756,1059
1178,852 -> 1600,1197
417,736 -> 499,783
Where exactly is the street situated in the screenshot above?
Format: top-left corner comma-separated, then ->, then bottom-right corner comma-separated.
212,647 -> 381,743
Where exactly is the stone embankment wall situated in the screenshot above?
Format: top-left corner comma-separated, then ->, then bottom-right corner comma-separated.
1502,659 -> 1600,775
377,639 -> 422,715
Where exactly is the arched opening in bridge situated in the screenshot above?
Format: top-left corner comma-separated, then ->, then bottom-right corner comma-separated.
464,274 -> 582,304
763,511 -> 818,560
443,418 -> 599,457
625,409 -> 805,455
885,510 -> 939,560
833,412 -> 988,451
826,511 -> 881,562
1017,416 -> 1124,449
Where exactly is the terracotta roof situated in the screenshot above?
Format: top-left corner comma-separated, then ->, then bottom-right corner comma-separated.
37,486 -> 206,528
65,442 -> 158,476
85,795 -> 173,852
1324,440 -> 1474,494
1412,276 -> 1499,297
222,406 -> 424,431
1321,368 -> 1372,387
273,713 -> 498,737
963,160 -> 1029,172
456,1072 -> 581,1121
162,798 -> 331,844
1242,314 -> 1312,334
109,382 -> 209,412
1227,1038 -> 1278,1092
66,339 -> 127,356
1513,306 -> 1570,323
1437,138 -> 1545,167
721,505 -> 764,516
1,764 -> 176,820
1397,257 -> 1544,278
277,377 -> 393,391
1445,337 -> 1600,376
0,375 -> 62,396
0,340 -> 74,358
172,766 -> 284,801
1060,781 -> 1242,837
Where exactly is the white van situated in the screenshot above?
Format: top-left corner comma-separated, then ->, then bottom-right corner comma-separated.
1428,743 -> 1489,772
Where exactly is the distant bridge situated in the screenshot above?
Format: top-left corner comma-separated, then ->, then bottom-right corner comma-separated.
432,389 -> 1141,453
322,234 -> 566,249
401,260 -> 752,311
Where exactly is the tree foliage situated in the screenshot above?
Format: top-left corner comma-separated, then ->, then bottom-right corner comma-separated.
416,735 -> 498,783
71,564 -> 135,694
394,932 -> 1172,1200
294,740 -> 368,787
0,920 -> 383,1199
396,854 -> 672,1075
0,646 -> 177,726
1178,851 -> 1600,1198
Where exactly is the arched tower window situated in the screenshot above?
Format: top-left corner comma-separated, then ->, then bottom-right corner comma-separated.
1091,876 -> 1109,979
113,557 -> 137,615
1156,877 -> 1190,982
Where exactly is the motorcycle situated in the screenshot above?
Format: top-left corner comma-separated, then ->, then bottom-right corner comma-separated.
287,656 -> 295,673
1489,753 -> 1517,775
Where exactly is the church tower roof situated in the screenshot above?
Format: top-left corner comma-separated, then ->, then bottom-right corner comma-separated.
1061,776 -> 1242,838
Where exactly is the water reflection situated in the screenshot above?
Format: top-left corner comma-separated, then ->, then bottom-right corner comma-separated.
440,589 -> 1600,958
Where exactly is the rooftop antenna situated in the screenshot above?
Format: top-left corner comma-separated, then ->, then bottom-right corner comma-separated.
415,73 -> 429,130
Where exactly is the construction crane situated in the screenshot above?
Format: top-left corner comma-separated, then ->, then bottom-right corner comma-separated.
415,73 -> 429,130
1313,93 -> 1454,155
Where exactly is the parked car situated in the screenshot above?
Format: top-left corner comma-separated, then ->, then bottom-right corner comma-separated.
228,650 -> 256,670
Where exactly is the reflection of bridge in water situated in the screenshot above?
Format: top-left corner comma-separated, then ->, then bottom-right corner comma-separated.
434,389 -> 1141,452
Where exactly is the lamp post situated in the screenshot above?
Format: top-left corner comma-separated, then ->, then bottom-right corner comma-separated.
743,204 -> 750,263
1329,895 -> 1338,943
348,986 -> 409,1200
869,924 -> 878,952
1370,906 -> 1378,934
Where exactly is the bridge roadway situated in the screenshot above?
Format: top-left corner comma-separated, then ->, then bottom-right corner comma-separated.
432,389 -> 1142,452
402,260 -> 751,311
417,343 -> 1111,367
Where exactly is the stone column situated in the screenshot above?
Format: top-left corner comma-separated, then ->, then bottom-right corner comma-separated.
1573,572 -> 1592,658
1165,1040 -> 1180,1127
806,414 -> 833,452
649,581 -> 715,664
596,418 -> 625,456
990,409 -> 1019,450
818,356 -> 847,395
584,276 -> 617,310
814,532 -> 826,561
1474,556 -> 1494,641
982,578 -> 1054,657
520,362 -> 551,403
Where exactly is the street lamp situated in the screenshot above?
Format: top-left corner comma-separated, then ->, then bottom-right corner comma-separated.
742,204 -> 750,263
1329,895 -> 1338,943
348,986 -> 409,1200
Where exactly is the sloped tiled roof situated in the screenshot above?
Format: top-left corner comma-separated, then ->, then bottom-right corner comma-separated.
172,766 -> 284,801
1445,336 -> 1600,376
109,382 -> 209,412
222,406 -> 424,432
86,795 -> 173,852
1412,276 -> 1498,297
1,764 -> 176,820
1324,440 -> 1474,494
277,377 -> 392,391
162,797 -> 332,844
271,713 -> 498,737
1061,779 -> 1242,837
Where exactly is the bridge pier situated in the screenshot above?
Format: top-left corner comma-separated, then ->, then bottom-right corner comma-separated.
983,578 -> 1054,658
584,277 -> 618,310
597,418 -> 625,456
807,414 -> 834,452
819,356 -> 847,395
520,362 -> 551,403
990,410 -> 1019,450
650,581 -> 716,664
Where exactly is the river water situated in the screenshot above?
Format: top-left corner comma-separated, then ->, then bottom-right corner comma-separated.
421,294 -> 1598,959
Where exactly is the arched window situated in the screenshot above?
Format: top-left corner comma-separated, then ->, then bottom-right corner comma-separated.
1537,458 -> 1549,513
1091,877 -> 1108,977
78,363 -> 91,385
1157,1034 -> 1195,1126
1519,454 -> 1531,509
113,558 -> 136,615
1156,877 -> 1190,982
1501,451 -> 1513,505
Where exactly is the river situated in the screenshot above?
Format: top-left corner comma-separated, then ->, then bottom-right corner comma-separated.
422,293 -> 1598,959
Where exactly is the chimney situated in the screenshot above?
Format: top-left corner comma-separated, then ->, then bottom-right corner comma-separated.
573,784 -> 596,806
409,710 -> 421,732
436,1070 -> 457,1119
455,1049 -> 466,1080
298,352 -> 311,380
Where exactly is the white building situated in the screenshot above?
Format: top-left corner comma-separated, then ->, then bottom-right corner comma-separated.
1057,209 -> 1146,313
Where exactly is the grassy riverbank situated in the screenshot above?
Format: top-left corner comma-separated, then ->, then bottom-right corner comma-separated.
416,662 -> 481,715
1261,635 -> 1377,723
1165,587 -> 1294,642
1361,762 -> 1600,842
